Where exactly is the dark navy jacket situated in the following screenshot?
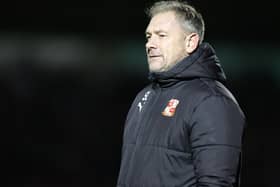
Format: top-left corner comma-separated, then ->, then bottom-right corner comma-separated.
117,43 -> 246,187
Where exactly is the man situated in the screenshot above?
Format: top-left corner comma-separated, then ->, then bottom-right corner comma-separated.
117,1 -> 246,186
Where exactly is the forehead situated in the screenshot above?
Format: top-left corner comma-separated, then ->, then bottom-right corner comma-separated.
146,11 -> 182,33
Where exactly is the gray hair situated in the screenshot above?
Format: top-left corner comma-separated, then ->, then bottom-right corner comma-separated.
146,0 -> 205,43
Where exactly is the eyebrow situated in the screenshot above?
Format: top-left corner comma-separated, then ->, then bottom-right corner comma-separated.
145,30 -> 167,35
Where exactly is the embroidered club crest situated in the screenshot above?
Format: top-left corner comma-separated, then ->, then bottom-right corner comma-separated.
162,99 -> 180,117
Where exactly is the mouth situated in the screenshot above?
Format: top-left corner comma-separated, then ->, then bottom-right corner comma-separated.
148,55 -> 162,58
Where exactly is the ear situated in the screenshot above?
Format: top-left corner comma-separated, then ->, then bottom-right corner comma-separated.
185,33 -> 200,54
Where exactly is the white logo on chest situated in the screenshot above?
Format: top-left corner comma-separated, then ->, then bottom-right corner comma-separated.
137,91 -> 151,112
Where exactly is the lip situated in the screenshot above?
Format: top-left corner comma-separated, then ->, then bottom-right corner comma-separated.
149,55 -> 162,58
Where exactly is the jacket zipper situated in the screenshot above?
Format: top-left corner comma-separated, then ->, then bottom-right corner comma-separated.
135,87 -> 161,145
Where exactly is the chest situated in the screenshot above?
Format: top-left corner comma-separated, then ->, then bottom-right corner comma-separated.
123,88 -> 193,152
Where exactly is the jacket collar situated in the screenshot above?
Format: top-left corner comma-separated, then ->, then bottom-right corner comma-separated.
148,42 -> 227,88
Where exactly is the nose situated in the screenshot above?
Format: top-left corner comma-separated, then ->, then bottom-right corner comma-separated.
145,37 -> 157,51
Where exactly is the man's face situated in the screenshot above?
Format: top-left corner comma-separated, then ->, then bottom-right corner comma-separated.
145,11 -> 188,72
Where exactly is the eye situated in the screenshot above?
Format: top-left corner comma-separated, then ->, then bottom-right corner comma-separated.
159,34 -> 167,38
146,35 -> 151,40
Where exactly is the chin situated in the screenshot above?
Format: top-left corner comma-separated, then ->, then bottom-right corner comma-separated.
148,64 -> 162,72
148,61 -> 164,72
149,68 -> 158,72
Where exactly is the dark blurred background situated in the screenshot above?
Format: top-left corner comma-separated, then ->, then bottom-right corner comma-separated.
0,1 -> 278,186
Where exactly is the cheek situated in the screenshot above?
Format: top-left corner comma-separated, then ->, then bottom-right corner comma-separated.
160,41 -> 172,59
173,41 -> 186,56
163,38 -> 179,52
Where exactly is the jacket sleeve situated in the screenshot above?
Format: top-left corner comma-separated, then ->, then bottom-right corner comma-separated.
189,95 -> 245,187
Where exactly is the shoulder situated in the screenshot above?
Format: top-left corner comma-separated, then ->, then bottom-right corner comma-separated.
129,84 -> 154,106
181,78 -> 239,105
179,78 -> 244,122
186,78 -> 245,122
134,84 -> 154,99
198,78 -> 239,105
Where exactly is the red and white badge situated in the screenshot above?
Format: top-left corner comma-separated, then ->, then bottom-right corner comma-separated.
162,99 -> 180,117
